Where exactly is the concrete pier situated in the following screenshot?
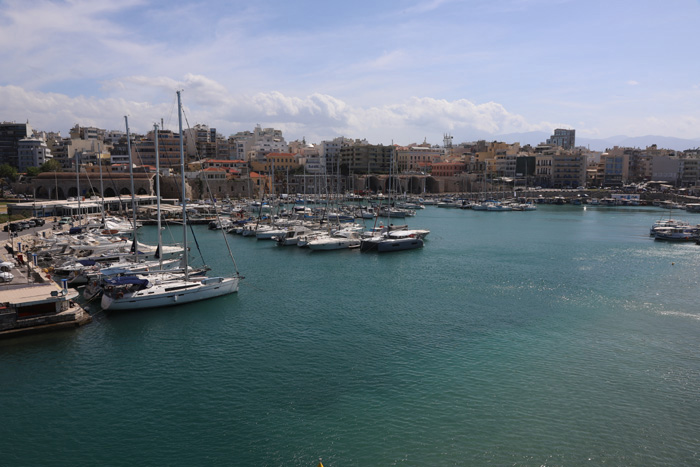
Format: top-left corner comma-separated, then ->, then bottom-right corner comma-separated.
0,223 -> 92,339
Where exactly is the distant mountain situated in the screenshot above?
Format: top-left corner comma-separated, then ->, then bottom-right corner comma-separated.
489,132 -> 700,152
580,135 -> 700,152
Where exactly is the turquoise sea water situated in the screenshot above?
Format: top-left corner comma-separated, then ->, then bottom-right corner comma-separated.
1,205 -> 699,465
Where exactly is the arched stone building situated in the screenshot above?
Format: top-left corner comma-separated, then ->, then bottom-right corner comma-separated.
33,172 -> 155,200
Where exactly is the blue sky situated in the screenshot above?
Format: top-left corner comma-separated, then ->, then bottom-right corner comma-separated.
1,0 -> 699,146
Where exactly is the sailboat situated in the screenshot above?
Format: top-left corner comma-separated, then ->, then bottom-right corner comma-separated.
100,91 -> 241,311
360,147 -> 427,252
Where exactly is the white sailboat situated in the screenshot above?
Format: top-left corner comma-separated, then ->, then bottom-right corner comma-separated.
101,92 -> 241,311
360,148 -> 427,253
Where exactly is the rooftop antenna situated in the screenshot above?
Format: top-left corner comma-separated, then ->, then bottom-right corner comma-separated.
443,133 -> 453,149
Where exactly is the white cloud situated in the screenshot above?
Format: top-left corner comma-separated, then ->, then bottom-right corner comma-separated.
1,0 -> 699,146
0,81 -> 562,145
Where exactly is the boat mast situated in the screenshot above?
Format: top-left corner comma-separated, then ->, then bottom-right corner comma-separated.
125,116 -> 138,261
177,91 -> 189,281
154,123 -> 163,271
75,150 -> 81,224
98,142 -> 105,226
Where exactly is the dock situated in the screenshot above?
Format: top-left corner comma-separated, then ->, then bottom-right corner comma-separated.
1,223 -> 92,339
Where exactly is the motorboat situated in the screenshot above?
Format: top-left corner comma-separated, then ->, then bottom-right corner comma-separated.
307,230 -> 361,251
653,226 -> 699,242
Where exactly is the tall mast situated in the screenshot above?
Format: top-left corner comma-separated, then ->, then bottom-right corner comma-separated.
98,142 -> 105,225
177,91 -> 189,281
154,123 -> 163,271
125,116 -> 138,261
75,150 -> 81,224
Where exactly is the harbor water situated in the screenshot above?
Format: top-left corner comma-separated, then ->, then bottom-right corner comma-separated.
1,205 -> 699,465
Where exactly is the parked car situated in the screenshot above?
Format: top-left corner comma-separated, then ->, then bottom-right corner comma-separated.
34,218 -> 45,226
58,217 -> 72,225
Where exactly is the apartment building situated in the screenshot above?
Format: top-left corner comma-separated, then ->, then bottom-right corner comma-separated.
546,128 -> 576,150
17,137 -> 52,172
552,151 -> 587,188
338,143 -> 394,174
395,145 -> 444,173
132,129 -> 182,168
0,121 -> 32,167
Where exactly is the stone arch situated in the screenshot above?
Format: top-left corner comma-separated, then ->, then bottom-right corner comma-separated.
425,177 -> 440,194
137,187 -> 147,195
120,187 -> 131,196
67,186 -> 78,197
384,176 -> 400,194
35,186 -> 49,199
409,176 -> 423,194
104,187 -> 116,198
368,176 -> 382,193
50,187 -> 65,200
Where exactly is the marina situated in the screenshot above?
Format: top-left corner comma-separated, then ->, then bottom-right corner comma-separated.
1,203 -> 700,465
4,1 -> 700,464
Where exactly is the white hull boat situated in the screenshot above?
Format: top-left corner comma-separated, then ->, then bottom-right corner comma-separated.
101,275 -> 239,311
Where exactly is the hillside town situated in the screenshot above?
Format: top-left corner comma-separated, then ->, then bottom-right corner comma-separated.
1,121 -> 700,201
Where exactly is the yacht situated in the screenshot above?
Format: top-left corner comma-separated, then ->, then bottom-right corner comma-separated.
100,93 -> 241,311
653,226 -> 700,242
307,230 -> 361,250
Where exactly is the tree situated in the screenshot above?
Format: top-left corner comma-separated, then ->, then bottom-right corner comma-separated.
39,159 -> 62,173
0,163 -> 18,182
26,166 -> 40,177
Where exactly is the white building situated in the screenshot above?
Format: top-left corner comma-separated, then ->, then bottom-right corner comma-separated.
17,137 -> 52,172
237,125 -> 289,162
104,130 -> 126,145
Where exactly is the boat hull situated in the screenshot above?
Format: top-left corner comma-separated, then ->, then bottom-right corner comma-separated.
308,239 -> 360,250
101,276 -> 239,311
376,238 -> 424,252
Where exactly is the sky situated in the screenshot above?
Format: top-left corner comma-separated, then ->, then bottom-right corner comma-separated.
2,0 -> 700,147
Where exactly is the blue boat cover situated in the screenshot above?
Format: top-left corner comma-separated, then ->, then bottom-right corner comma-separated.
104,276 -> 149,286
77,259 -> 97,266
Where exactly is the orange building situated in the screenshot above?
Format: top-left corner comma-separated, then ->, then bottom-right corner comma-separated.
431,162 -> 466,177
250,152 -> 300,173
